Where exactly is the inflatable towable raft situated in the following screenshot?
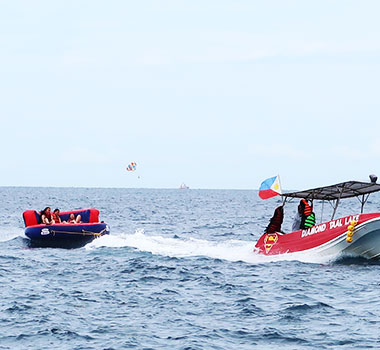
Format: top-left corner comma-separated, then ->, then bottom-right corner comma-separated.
255,178 -> 380,260
23,208 -> 110,248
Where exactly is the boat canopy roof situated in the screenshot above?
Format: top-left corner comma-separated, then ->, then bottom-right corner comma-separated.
282,180 -> 380,201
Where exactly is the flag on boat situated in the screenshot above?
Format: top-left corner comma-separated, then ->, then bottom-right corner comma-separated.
259,175 -> 282,199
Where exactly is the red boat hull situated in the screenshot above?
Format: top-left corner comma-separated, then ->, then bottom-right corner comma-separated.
255,213 -> 380,258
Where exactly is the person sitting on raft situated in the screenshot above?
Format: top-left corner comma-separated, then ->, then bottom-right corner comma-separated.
40,207 -> 53,225
296,199 -> 316,230
265,205 -> 284,234
51,208 -> 63,224
67,213 -> 82,224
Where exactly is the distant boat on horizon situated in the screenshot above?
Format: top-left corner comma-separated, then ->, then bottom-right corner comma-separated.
179,183 -> 189,190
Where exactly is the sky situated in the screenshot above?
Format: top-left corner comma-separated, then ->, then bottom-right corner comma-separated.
1,0 -> 380,190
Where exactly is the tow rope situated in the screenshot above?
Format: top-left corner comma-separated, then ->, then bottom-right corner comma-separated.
50,228 -> 107,237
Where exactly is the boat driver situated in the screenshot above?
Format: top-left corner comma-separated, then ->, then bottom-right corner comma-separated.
293,199 -> 316,230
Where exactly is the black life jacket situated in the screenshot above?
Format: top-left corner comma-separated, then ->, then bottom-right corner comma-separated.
265,206 -> 284,233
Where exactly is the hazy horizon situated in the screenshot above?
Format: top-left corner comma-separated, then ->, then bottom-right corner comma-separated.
2,1 -> 380,190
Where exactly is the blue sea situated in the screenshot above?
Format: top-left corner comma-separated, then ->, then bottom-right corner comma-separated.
1,187 -> 380,349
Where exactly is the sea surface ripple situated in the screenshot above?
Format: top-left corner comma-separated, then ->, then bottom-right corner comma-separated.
1,187 -> 380,349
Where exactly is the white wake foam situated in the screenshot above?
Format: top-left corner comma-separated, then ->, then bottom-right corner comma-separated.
0,228 -> 24,242
86,229 -> 338,264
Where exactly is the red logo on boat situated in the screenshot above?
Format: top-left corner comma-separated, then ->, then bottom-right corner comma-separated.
264,233 -> 278,253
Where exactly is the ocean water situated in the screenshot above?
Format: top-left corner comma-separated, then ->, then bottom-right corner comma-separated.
1,187 -> 380,349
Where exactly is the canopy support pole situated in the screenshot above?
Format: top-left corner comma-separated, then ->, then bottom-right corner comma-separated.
361,194 -> 365,213
331,184 -> 346,220
331,198 -> 340,220
321,200 -> 324,223
359,193 -> 371,213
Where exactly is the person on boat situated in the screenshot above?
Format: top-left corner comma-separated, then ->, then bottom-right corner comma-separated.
265,205 -> 284,234
292,203 -> 303,231
40,207 -> 53,225
51,208 -> 62,224
67,213 -> 82,224
298,199 -> 316,229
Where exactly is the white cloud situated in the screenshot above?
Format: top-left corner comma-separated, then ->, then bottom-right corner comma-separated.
370,139 -> 380,156
131,33 -> 380,66
331,139 -> 380,159
249,143 -> 307,159
62,51 -> 94,66
59,147 -> 113,164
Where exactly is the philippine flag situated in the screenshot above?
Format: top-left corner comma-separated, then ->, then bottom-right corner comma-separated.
259,175 -> 282,199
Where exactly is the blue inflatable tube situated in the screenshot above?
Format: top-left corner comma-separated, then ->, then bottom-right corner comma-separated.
25,223 -> 110,248
23,208 -> 110,248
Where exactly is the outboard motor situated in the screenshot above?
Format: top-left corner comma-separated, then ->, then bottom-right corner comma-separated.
369,174 -> 378,184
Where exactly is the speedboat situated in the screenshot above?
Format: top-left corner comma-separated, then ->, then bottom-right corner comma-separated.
254,177 -> 380,260
22,208 -> 110,248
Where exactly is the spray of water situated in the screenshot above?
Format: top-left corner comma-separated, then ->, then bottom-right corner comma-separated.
0,228 -> 24,243
85,229 -> 339,264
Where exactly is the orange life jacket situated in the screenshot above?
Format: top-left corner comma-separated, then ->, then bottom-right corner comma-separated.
301,199 -> 312,216
52,213 -> 61,223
